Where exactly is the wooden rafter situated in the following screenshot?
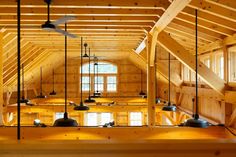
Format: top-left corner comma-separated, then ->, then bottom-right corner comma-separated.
189,0 -> 236,22
157,31 -> 225,95
0,0 -> 170,9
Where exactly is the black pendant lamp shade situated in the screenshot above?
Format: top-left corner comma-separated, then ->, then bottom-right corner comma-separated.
54,23 -> 78,126
49,69 -> 57,95
139,70 -> 146,97
74,102 -> 90,110
183,10 -> 208,128
84,48 -> 96,103
36,67 -> 47,98
162,53 -> 176,112
54,112 -> 78,126
74,37 -> 89,111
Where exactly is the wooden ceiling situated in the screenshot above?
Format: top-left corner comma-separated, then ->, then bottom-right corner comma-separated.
0,0 -> 236,90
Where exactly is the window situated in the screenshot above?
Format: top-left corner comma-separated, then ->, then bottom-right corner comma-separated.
94,76 -> 104,92
190,71 -> 195,82
183,65 -> 190,82
85,112 -> 113,126
82,62 -> 117,74
100,113 -> 112,125
87,113 -> 98,126
82,76 -> 90,91
8,112 -> 14,122
55,112 -> 64,120
215,53 -> 224,80
129,112 -> 142,126
229,49 -> 236,82
107,76 -> 117,92
81,62 -> 118,93
203,58 -> 210,68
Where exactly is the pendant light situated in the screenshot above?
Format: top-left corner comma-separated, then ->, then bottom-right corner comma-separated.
84,47 -> 96,103
93,57 -> 101,97
183,9 -> 208,128
49,69 -> 56,95
54,23 -> 78,126
139,70 -> 146,98
74,37 -> 90,111
162,53 -> 176,111
36,66 -> 47,98
82,43 -> 89,57
19,63 -> 29,103
19,64 -> 34,106
91,55 -> 97,98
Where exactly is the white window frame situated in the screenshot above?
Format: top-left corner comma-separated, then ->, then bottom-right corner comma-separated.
80,62 -> 118,93
85,112 -> 113,126
214,51 -> 224,80
54,112 -> 64,120
228,46 -> 236,83
129,112 -> 142,126
107,76 -> 117,92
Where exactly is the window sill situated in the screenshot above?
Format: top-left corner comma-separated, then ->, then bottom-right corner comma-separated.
228,82 -> 236,87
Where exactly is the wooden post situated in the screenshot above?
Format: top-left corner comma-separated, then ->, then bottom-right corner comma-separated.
147,33 -> 156,127
221,101 -> 232,126
0,32 -> 4,125
222,45 -> 228,83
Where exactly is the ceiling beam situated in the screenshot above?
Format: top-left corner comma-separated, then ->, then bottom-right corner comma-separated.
157,31 -> 225,95
150,0 -> 192,34
189,0 -> 236,22
0,15 -> 158,22
193,33 -> 236,54
0,8 -> 164,16
167,22 -> 218,42
136,0 -> 192,53
205,0 -> 236,12
182,7 -> 236,31
172,19 -> 223,40
0,0 -> 170,10
176,13 -> 233,36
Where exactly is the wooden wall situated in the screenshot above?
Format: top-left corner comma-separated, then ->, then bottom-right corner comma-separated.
156,44 -> 236,129
40,59 -> 147,98
7,59 -> 147,104
4,105 -> 157,126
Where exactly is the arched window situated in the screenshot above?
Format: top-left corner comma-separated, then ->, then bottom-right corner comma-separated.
82,62 -> 117,74
81,62 -> 118,93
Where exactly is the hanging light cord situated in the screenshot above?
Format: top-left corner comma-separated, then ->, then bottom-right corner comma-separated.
88,48 -> 91,98
80,37 -> 83,104
93,56 -> 96,96
168,53 -> 171,105
17,0 -> 21,140
22,64 -> 24,99
96,61 -> 99,92
195,9 -> 199,120
52,69 -> 55,91
40,67 -> 43,95
47,0 -> 50,21
140,70 -> 143,92
65,23 -> 68,114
